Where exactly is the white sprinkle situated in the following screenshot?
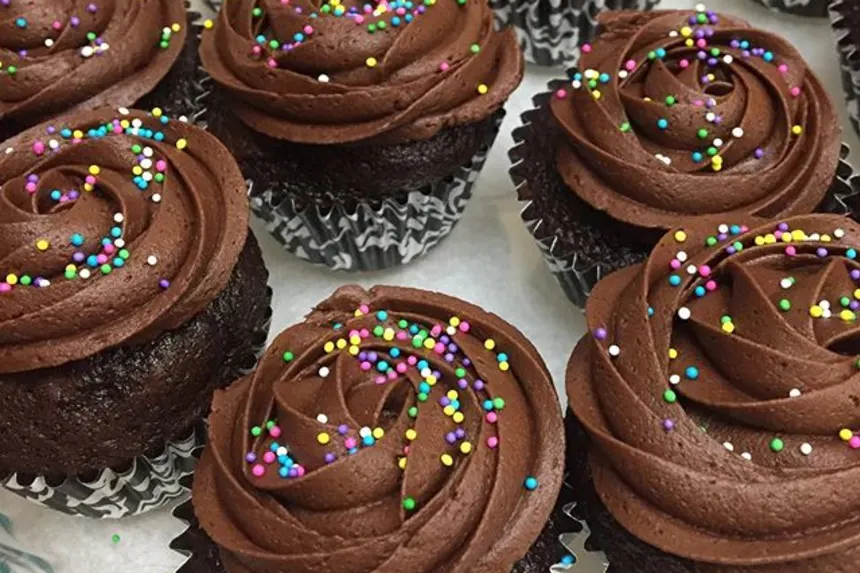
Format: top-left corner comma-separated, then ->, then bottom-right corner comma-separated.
618,70 -> 628,79
741,452 -> 752,461
48,139 -> 59,150
713,138 -> 724,148
316,414 -> 329,424
820,300 -> 831,310
584,69 -> 598,79
732,127 -> 744,138
132,118 -> 143,128
318,366 -> 330,378
608,345 -> 620,357
718,224 -> 729,234
789,388 -> 802,398
723,442 -> 734,452
678,307 -> 691,320
695,3 -> 706,11
142,172 -> 153,182
800,443 -> 813,456
571,80 -> 582,89
676,251 -> 688,262
113,213 -> 124,223
446,326 -> 456,336
706,112 -> 716,122
40,279 -> 51,287
669,374 -> 681,385
686,264 -> 697,275
98,43 -> 110,53
668,30 -> 679,37
318,74 -> 330,82
162,26 -> 172,35
780,278 -> 794,289
4,148 -> 13,155
80,46 -> 94,58
359,426 -> 372,438
823,309 -> 832,319
655,153 -> 671,165
276,446 -> 288,456
179,116 -> 189,123
147,255 -> 158,266
114,239 -> 125,248
118,108 -> 130,115
143,147 -> 154,158
722,55 -> 733,65
835,228 -> 845,238
151,193 -> 162,203
79,269 -> 91,280
809,233 -> 820,241
420,367 -> 432,378
141,158 -> 153,169
45,39 -> 54,48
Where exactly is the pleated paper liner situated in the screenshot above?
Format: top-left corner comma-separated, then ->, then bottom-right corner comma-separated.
0,286 -> 274,520
509,78 -> 860,309
488,0 -> 660,68
831,0 -> 860,138
750,0 -> 829,18
169,448 -> 610,573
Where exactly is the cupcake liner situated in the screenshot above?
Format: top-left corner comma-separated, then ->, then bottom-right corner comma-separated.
0,290 -> 273,519
510,79 -> 860,309
830,0 -> 860,138
247,111 -> 504,272
750,0 -> 828,18
169,451 -> 610,573
489,0 -> 660,68
0,513 -> 54,573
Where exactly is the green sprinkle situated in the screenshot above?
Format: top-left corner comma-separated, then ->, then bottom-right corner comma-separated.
664,95 -> 676,106
373,325 -> 384,337
250,426 -> 262,437
841,296 -> 851,308
732,241 -> 743,251
697,128 -> 708,140
455,367 -> 466,378
19,275 -> 31,286
398,319 -> 408,328
706,236 -> 718,246
111,534 -> 120,544
770,438 -> 784,452
492,397 -> 505,410
119,249 -> 130,260
159,40 -> 169,49
663,389 -> 677,403
283,351 -> 294,363
269,40 -> 280,49
720,315 -> 732,324
322,4 -> 331,11
402,497 -> 416,511
457,0 -> 467,4
587,79 -> 597,89
408,406 -> 418,418
417,392 -> 428,402
412,337 -> 423,348
706,146 -> 718,156
131,144 -> 142,154
377,21 -> 386,29
6,66 -> 17,76
252,7 -> 263,16
710,47 -> 720,57
367,23 -> 376,32
779,299 -> 791,311
65,269 -> 76,280
87,32 -> 97,41
266,420 -> 276,430
470,44 -> 480,54
619,122 -> 631,133
647,50 -> 657,60
100,264 -> 112,275
154,173 -> 165,183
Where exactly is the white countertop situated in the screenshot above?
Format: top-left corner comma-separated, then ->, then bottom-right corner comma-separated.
1,0 -> 857,571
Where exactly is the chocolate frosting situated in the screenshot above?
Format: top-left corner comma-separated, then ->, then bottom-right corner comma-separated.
193,285 -> 564,573
567,214 -> 860,572
0,0 -> 188,126
198,0 -> 523,144
550,9 -> 841,230
0,107 -> 250,373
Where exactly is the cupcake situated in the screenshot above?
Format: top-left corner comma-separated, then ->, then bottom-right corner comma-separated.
510,7 -> 853,308
0,107 -> 272,518
0,0 -> 201,141
199,0 -> 523,271
489,0 -> 659,67
831,0 -> 860,138
171,285 -> 565,572
566,213 -> 860,571
751,0 -> 828,18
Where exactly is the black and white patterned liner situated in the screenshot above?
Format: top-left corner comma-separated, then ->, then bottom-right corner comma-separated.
831,0 -> 860,138
751,0 -> 828,18
250,113 -> 504,272
490,0 -> 659,68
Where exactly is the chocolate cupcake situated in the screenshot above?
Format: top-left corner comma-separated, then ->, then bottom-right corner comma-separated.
751,0 -> 828,18
510,7 -> 853,308
0,107 -> 272,518
170,285 -> 564,572
489,0 -> 659,67
0,0 -> 202,141
198,0 -> 523,271
566,213 -> 860,571
831,0 -> 860,139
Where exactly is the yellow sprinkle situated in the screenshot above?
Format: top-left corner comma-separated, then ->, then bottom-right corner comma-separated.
383,328 -> 395,341
176,138 -> 188,150
65,264 -> 76,273
348,345 -> 359,356
840,428 -> 854,441
36,239 -> 49,251
854,289 -> 860,300
673,230 -> 687,243
685,38 -> 694,47
5,274 -> 18,285
440,454 -> 454,467
132,166 -> 143,176
73,129 -> 84,138
446,390 -> 458,400
354,308 -> 364,317
668,348 -> 678,360
336,338 -> 347,349
680,26 -> 693,37
398,457 -> 407,470
809,305 -> 823,318
317,432 -> 331,445
484,339 -> 496,350
349,335 -> 361,345
592,89 -> 601,100
83,183 -> 94,192
821,234 -> 831,242
791,125 -> 803,136
425,375 -> 437,386
754,236 -> 765,246
642,97 -> 651,102
443,405 -> 456,417
792,230 -> 806,241
841,310 -> 856,322
88,165 -> 100,175
152,107 -> 163,118
721,321 -> 735,334
203,19 -> 214,29
324,341 -> 335,353
171,22 -> 182,32
405,429 -> 417,441
781,233 -> 792,243
452,412 -> 464,424
460,442 -> 473,455
372,427 -> 385,439
366,57 -> 378,68
499,361 -> 510,371
449,316 -> 461,327
477,84 -> 489,95
764,233 -> 776,244
706,74 -> 715,82
423,337 -> 436,350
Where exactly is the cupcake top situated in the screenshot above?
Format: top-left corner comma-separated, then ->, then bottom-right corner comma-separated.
199,0 -> 523,144
193,285 -> 563,573
550,7 -> 841,230
0,107 -> 250,373
568,214 -> 860,570
0,0 -> 188,127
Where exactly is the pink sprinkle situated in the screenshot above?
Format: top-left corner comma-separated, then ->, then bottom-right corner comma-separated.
403,445 -> 410,455
458,321 -> 470,333
85,175 -> 96,185
251,464 -> 265,477
354,15 -> 364,23
0,284 -> 11,293
269,426 -> 282,438
624,59 -> 636,71
295,465 -> 306,477
774,230 -> 783,240
430,325 -> 442,337
360,361 -> 371,371
851,436 -> 860,449
679,59 -> 689,69
348,329 -> 360,338
486,412 -> 498,424
439,61 -> 450,72
263,451 -> 276,464
433,342 -> 445,354
375,375 -> 386,385
407,355 -> 417,366
32,141 -> 45,156
740,225 -> 749,232
113,125 -> 123,134
359,304 -> 370,314
396,362 -> 407,373
581,43 -> 592,53
360,328 -> 370,338
785,246 -> 797,256
698,265 -> 711,277
281,0 -> 289,4
364,4 -> 372,12
96,254 -> 108,264
696,38 -> 707,48
267,58 -> 278,69
52,20 -> 62,30
344,437 -> 357,449
396,7 -> 406,14
59,195 -> 69,203
790,86 -> 800,97
778,64 -> 788,73
670,259 -> 681,270
555,89 -> 567,99
251,45 -> 262,55
387,370 -> 397,381
25,182 -> 37,194
396,331 -> 408,340
487,436 -> 499,448
156,160 -> 167,172
103,244 -> 115,254
705,280 -> 717,291
303,25 -> 314,34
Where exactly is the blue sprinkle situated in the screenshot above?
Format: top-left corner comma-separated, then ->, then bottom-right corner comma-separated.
61,128 -> 72,138
483,399 -> 494,411
377,360 -> 389,372
391,16 -> 400,25
685,366 -> 699,380
561,555 -> 576,565
524,476 -> 539,490
669,275 -> 681,286
404,13 -> 413,21
113,258 -> 124,268
848,248 -> 857,259
419,382 -> 430,394
497,353 -> 508,362
279,467 -> 290,478
70,234 -> 84,247
50,190 -> 62,201
409,325 -> 419,335
154,132 -> 165,142
417,360 -> 429,371
730,224 -> 741,235
362,435 -> 375,446
110,226 -> 122,238
763,51 -> 774,62
390,348 -> 401,358
647,306 -> 654,317
348,447 -> 358,455
376,310 -> 388,321
270,442 -> 280,452
692,151 -> 703,163
657,118 -> 669,130
87,255 -> 99,268
695,285 -> 706,297
655,47 -> 667,58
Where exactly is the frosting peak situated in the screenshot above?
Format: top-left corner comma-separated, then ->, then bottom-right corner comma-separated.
568,214 -> 860,572
193,285 -> 563,573
199,0 -> 524,144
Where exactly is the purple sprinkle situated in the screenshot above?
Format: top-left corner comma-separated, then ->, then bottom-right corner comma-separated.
68,190 -> 80,200
358,351 -> 367,361
742,50 -> 750,58
440,397 -> 451,407
245,452 -> 257,463
46,126 -> 56,134
338,424 -> 349,435
27,174 -> 38,183
417,4 -> 425,12
462,358 -> 471,367
448,343 -> 458,353
457,379 -> 468,389
86,2 -> 97,12
663,419 -> 675,432
852,270 -> 860,281
324,453 -> 336,464
696,51 -> 707,61
817,247 -> 828,258
707,57 -> 718,67
705,27 -> 715,37
694,29 -> 704,39
70,16 -> 80,26
455,428 -> 466,439
474,379 -> 485,391
159,279 -> 170,289
440,335 -> 450,344
72,252 -> 85,263
444,353 -> 454,363
688,15 -> 697,24
777,222 -> 789,232
289,467 -> 299,477
367,351 -> 378,363
852,301 -> 860,311
718,233 -> 728,241
594,327 -> 607,340
445,432 -> 457,444
754,148 -> 765,159
701,75 -> 710,84
0,0 -> 9,6
726,246 -> 736,255
713,115 -> 722,125
432,370 -> 441,379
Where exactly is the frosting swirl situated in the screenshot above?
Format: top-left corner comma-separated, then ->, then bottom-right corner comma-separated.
198,0 -> 523,144
550,8 -> 841,230
567,214 -> 860,572
0,0 -> 188,126
0,107 -> 250,373
193,285 -> 563,573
